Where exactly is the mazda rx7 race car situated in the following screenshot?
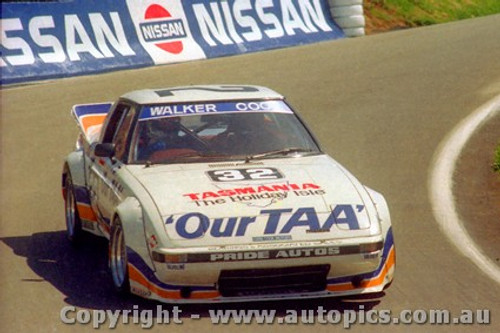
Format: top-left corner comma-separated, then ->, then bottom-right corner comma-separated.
62,85 -> 395,303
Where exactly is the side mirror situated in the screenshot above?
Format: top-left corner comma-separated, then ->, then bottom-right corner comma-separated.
94,143 -> 115,158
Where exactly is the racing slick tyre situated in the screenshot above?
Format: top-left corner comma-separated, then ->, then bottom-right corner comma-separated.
109,217 -> 131,295
64,171 -> 83,244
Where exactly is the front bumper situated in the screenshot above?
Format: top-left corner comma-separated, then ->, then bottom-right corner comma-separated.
126,232 -> 395,303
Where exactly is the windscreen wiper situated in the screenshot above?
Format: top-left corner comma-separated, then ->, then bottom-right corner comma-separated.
178,123 -> 212,150
245,147 -> 316,163
144,150 -> 228,167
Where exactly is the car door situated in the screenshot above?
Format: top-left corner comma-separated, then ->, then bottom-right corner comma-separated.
88,102 -> 136,231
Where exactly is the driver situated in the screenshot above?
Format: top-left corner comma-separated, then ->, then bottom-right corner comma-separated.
139,116 -> 185,159
149,117 -> 182,143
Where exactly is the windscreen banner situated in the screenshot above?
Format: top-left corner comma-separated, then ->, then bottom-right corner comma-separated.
1,0 -> 344,85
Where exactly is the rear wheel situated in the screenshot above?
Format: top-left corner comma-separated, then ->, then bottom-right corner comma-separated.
64,172 -> 82,244
109,217 -> 130,294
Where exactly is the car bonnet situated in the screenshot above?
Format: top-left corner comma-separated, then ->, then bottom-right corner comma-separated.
128,155 -> 381,247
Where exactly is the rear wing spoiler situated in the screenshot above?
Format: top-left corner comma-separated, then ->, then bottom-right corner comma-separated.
71,103 -> 112,142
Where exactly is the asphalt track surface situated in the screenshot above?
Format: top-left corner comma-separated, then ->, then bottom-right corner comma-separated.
1,14 -> 500,332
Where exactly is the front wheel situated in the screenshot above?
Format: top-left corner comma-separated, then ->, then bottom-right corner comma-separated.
109,217 -> 130,294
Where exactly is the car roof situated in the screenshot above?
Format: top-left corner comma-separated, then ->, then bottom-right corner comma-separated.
120,85 -> 284,105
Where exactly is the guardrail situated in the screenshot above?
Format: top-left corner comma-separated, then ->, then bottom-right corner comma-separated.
1,0 -> 364,85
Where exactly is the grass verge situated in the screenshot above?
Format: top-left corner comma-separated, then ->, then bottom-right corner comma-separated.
364,0 -> 500,33
494,144 -> 500,173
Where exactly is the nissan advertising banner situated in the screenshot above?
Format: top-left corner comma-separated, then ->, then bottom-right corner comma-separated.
1,0 -> 344,85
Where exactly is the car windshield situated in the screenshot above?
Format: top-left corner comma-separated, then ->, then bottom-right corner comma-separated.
129,100 -> 321,164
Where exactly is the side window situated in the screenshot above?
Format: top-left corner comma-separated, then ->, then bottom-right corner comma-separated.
101,103 -> 129,144
112,106 -> 136,162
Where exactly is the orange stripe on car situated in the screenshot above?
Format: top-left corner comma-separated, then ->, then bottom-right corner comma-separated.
76,203 -> 97,221
80,114 -> 106,134
327,246 -> 395,292
362,246 -> 395,288
128,264 -> 220,300
326,283 -> 354,292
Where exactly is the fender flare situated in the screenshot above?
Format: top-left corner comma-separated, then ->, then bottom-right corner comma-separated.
62,150 -> 86,189
114,197 -> 155,271
364,186 -> 391,230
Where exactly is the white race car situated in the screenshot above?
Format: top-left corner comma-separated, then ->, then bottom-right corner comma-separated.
62,85 -> 395,303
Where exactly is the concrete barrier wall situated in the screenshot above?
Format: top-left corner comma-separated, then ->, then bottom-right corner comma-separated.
1,0 -> 346,85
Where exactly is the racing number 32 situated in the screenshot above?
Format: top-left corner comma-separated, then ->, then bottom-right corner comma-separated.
207,168 -> 283,182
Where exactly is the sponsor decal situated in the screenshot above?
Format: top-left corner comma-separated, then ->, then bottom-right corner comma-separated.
166,263 -> 185,270
184,0 -> 344,58
140,4 -> 186,54
184,182 -> 319,200
207,247 -> 340,262
139,100 -> 292,120
2,0 -> 343,84
131,286 -> 152,297
175,241 -> 383,263
143,103 -> 218,118
148,234 -> 158,249
126,0 -> 206,64
1,1 -> 148,84
155,243 -> 381,263
252,235 -> 292,242
208,240 -> 324,251
165,205 -> 368,239
1,11 -> 135,67
193,191 -> 291,208
188,182 -> 326,208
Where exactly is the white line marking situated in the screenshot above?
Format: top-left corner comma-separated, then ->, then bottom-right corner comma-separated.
429,95 -> 500,284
